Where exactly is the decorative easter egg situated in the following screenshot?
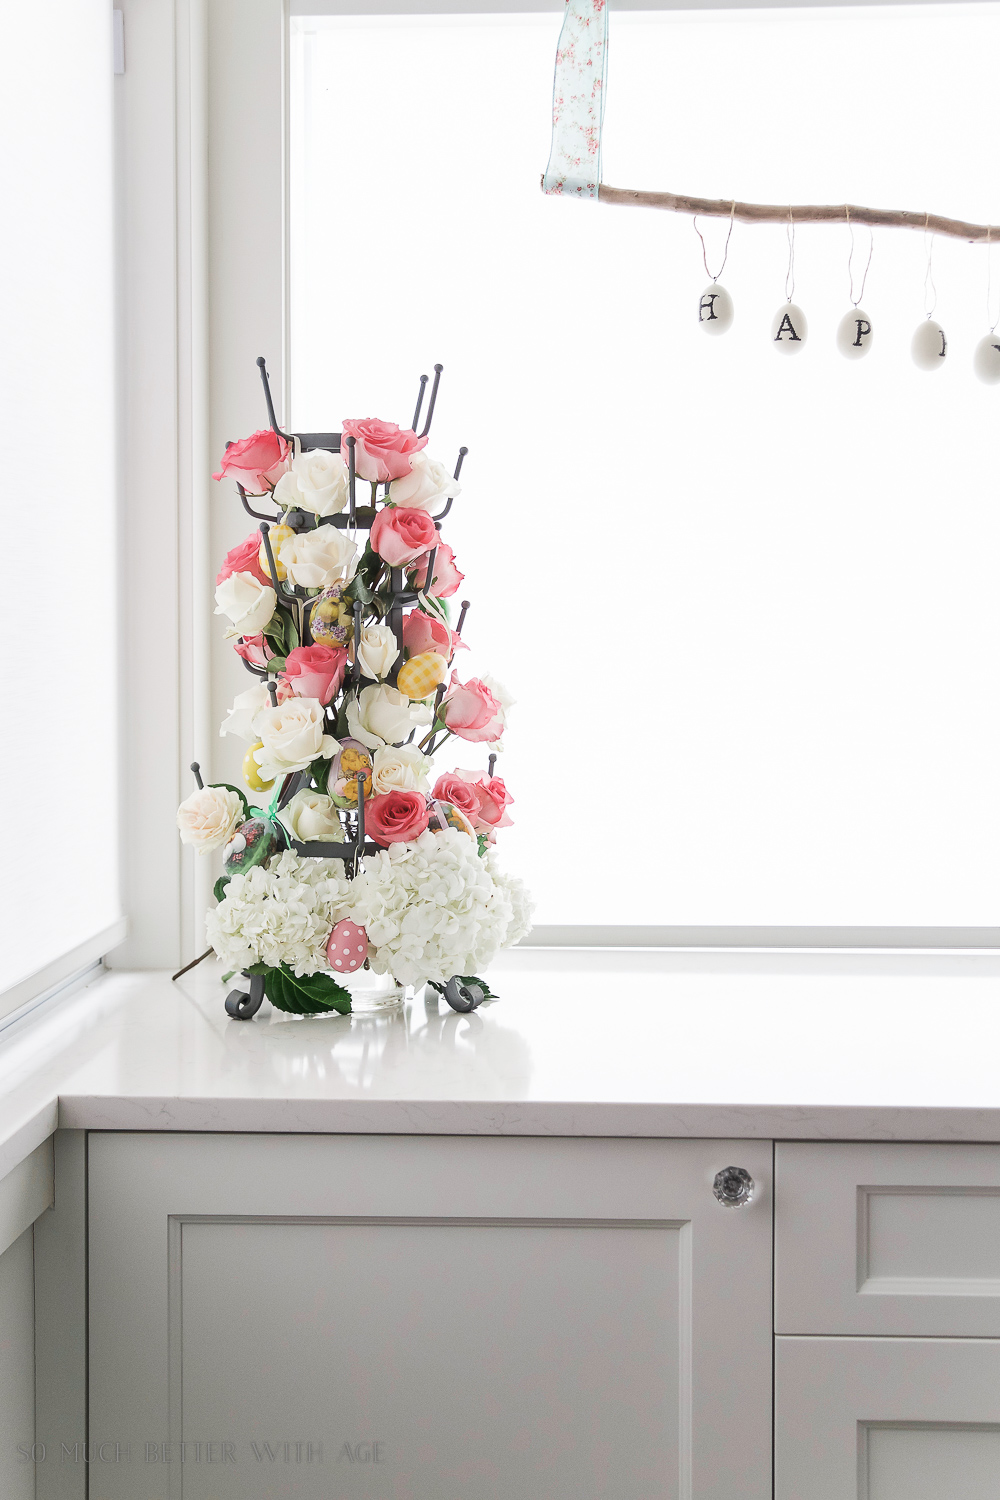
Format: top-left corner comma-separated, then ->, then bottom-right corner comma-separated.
328,739 -> 374,808
911,319 -> 947,370
428,800 -> 477,839
396,650 -> 448,701
698,284 -> 734,336
771,304 -> 807,353
258,523 -> 294,581
326,919 -> 369,974
243,741 -> 273,792
836,308 -> 874,360
309,584 -> 353,649
223,816 -> 283,875
973,332 -> 1000,385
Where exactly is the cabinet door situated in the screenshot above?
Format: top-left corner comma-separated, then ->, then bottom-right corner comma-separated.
776,1142 -> 1000,1336
88,1133 -> 771,1500
776,1336 -> 1000,1500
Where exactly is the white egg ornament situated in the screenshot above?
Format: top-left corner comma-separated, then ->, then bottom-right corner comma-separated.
326,919 -> 369,975
973,332 -> 1000,385
911,319 -> 948,371
771,304 -> 807,354
698,284 -> 734,336
836,309 -> 874,360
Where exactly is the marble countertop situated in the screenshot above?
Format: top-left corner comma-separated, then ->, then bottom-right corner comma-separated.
3,948 -> 1000,1181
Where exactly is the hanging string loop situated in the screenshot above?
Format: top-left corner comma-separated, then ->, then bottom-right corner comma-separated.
785,206 -> 796,303
846,204 -> 873,308
693,199 -> 735,282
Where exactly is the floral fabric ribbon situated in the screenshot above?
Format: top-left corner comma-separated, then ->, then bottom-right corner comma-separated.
541,0 -> 608,199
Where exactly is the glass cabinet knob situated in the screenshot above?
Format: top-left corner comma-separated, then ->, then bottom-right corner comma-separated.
713,1166 -> 755,1209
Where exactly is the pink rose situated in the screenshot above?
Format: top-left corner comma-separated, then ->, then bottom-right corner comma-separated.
440,673 -> 505,745
341,418 -> 428,484
412,540 -> 464,599
217,531 -> 270,587
370,505 -> 437,567
234,633 -> 269,669
431,773 -> 482,825
364,789 -> 430,847
213,430 -> 290,493
277,644 -> 348,706
453,770 -> 514,832
402,609 -> 465,662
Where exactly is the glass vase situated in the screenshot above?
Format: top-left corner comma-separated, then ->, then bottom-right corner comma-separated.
344,967 -> 410,1013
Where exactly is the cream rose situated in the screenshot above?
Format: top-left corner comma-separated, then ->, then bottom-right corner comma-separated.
345,684 -> 433,751
177,786 -> 244,851
371,744 -> 431,796
272,448 -> 349,518
388,452 -> 461,511
219,683 -> 271,740
253,698 -> 339,780
277,526 -> 357,590
355,623 -> 400,681
279,789 -> 345,843
214,571 -> 276,639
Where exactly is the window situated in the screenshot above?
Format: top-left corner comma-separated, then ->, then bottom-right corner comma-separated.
290,2 -> 1000,940
0,0 -> 122,1009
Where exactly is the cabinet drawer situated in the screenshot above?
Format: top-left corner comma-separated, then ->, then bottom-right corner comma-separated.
776,1335 -> 1000,1500
776,1142 -> 1000,1336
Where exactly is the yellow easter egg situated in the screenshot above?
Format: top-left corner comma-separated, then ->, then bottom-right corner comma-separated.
396,650 -> 448,701
243,741 -> 274,792
258,523 -> 294,581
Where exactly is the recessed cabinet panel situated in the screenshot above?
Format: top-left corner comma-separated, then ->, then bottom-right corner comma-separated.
88,1134 -> 772,1500
775,1337 -> 1000,1500
776,1143 -> 1000,1335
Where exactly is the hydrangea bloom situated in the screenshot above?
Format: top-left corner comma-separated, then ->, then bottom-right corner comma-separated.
206,850 -> 352,977
486,853 -> 535,948
346,828 -> 517,987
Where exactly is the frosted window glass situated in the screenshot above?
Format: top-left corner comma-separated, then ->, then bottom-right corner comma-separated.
291,7 -> 1000,928
0,1 -> 120,991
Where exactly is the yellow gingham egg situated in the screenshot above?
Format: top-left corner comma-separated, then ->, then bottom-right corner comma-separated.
258,523 -> 294,581
396,651 -> 448,701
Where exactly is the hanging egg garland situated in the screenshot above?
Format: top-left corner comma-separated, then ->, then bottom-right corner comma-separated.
836,309 -> 874,360
771,304 -> 808,354
911,319 -> 948,371
973,331 -> 1000,384
698,284 -> 734,336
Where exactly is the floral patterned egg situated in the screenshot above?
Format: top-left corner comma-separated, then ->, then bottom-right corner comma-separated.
309,583 -> 353,649
428,800 -> 476,839
223,816 -> 283,875
396,650 -> 448,701
326,919 -> 369,973
328,738 -> 374,808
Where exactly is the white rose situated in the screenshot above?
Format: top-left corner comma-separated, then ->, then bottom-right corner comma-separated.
278,526 -> 357,590
253,698 -> 339,779
345,684 -> 433,751
214,571 -> 276,639
220,683 -> 272,740
355,623 -> 400,681
272,448 -> 349,518
371,744 -> 431,796
279,789 -> 345,843
177,785 -> 244,851
388,453 -> 461,511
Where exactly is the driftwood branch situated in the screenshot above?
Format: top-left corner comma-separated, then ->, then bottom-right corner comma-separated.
597,185 -> 998,244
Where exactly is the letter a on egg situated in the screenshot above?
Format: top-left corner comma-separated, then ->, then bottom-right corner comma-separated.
774,312 -> 800,342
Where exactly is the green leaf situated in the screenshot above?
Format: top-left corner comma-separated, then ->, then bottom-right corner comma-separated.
208,782 -> 251,821
264,655 -> 286,674
213,875 -> 230,903
263,963 -> 353,1015
346,547 -> 383,607
476,834 -> 489,859
221,970 -> 235,984
310,757 -> 331,795
264,605 -> 299,659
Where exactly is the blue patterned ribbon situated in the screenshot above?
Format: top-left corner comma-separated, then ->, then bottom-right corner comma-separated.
541,0 -> 609,199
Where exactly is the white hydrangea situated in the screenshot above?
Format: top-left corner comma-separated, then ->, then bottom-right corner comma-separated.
206,850 -> 352,977
486,852 -> 535,947
346,828 -> 517,988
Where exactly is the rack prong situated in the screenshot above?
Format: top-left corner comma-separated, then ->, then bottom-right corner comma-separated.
418,363 -> 443,439
352,601 -> 363,682
454,446 -> 468,481
190,761 -> 204,789
412,374 -> 429,432
345,434 -> 357,524
266,679 -> 279,708
256,356 -> 291,442
488,753 -> 497,779
455,599 -> 470,637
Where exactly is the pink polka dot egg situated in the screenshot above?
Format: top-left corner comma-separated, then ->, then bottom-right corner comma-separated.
326,919 -> 368,973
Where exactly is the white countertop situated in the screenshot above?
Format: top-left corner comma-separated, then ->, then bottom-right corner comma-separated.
3,948 -> 1000,1181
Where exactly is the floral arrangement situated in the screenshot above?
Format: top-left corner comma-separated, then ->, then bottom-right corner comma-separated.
177,364 -> 532,1016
